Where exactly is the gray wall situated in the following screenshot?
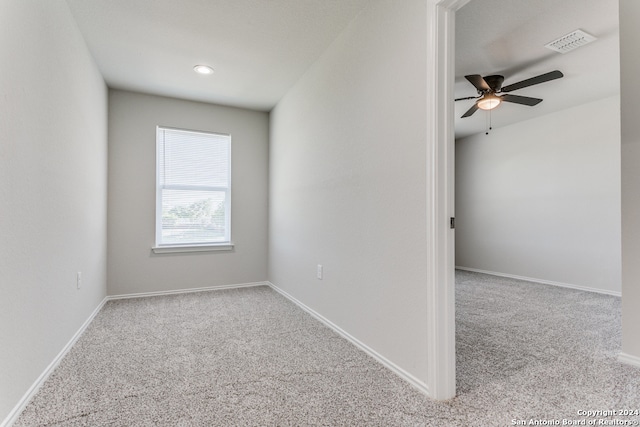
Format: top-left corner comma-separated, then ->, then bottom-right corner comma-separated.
455,96 -> 621,294
0,0 -> 108,421
269,0 -> 430,385
620,0 -> 640,360
108,90 -> 269,295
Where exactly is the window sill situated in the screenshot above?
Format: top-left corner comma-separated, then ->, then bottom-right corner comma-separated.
151,243 -> 234,254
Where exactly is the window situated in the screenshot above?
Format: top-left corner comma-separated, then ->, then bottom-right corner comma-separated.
154,127 -> 232,252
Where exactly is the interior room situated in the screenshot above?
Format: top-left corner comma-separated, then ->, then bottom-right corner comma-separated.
2,0 -> 640,425
454,0 -> 621,295
452,0 -> 628,413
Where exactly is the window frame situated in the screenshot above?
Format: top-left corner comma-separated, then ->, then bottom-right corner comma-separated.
152,126 -> 233,254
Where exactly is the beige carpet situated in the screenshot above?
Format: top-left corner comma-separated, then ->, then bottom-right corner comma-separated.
14,271 -> 640,426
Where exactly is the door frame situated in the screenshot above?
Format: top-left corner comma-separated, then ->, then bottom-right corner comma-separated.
425,0 -> 470,400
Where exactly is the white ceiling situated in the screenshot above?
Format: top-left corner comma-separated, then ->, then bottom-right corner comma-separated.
65,0 -> 370,111
65,0 -> 620,129
455,0 -> 620,139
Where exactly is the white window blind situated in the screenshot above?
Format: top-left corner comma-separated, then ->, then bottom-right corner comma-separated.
156,127 -> 231,247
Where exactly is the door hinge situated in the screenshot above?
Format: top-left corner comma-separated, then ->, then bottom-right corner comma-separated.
450,217 -> 455,229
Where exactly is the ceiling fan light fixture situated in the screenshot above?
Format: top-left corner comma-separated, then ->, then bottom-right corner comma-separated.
477,94 -> 501,111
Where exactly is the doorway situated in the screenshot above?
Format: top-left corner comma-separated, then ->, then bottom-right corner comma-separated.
449,0 -> 623,400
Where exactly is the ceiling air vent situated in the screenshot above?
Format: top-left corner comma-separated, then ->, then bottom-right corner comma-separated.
544,29 -> 597,54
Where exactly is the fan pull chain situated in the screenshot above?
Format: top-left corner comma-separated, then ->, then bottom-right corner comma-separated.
485,108 -> 493,135
490,108 -> 493,132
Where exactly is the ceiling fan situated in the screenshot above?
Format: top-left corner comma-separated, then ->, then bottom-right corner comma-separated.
455,70 -> 564,118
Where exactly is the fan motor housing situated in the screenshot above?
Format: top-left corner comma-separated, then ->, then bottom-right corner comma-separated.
483,75 -> 504,92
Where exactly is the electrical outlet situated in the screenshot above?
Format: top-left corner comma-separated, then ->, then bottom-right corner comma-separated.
77,272 -> 82,289
317,264 -> 323,280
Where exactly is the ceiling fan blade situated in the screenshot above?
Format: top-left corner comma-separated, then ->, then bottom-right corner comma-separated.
455,96 -> 480,101
461,103 -> 480,118
501,70 -> 563,93
500,94 -> 543,106
465,75 -> 490,92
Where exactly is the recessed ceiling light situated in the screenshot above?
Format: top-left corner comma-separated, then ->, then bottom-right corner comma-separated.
193,65 -> 214,75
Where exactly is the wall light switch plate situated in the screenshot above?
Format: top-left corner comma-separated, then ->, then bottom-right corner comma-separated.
317,264 -> 323,280
77,272 -> 82,289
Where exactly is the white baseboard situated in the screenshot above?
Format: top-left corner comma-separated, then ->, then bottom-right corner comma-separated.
619,352 -> 640,369
455,266 -> 621,297
107,281 -> 269,300
266,281 -> 430,397
1,297 -> 109,427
